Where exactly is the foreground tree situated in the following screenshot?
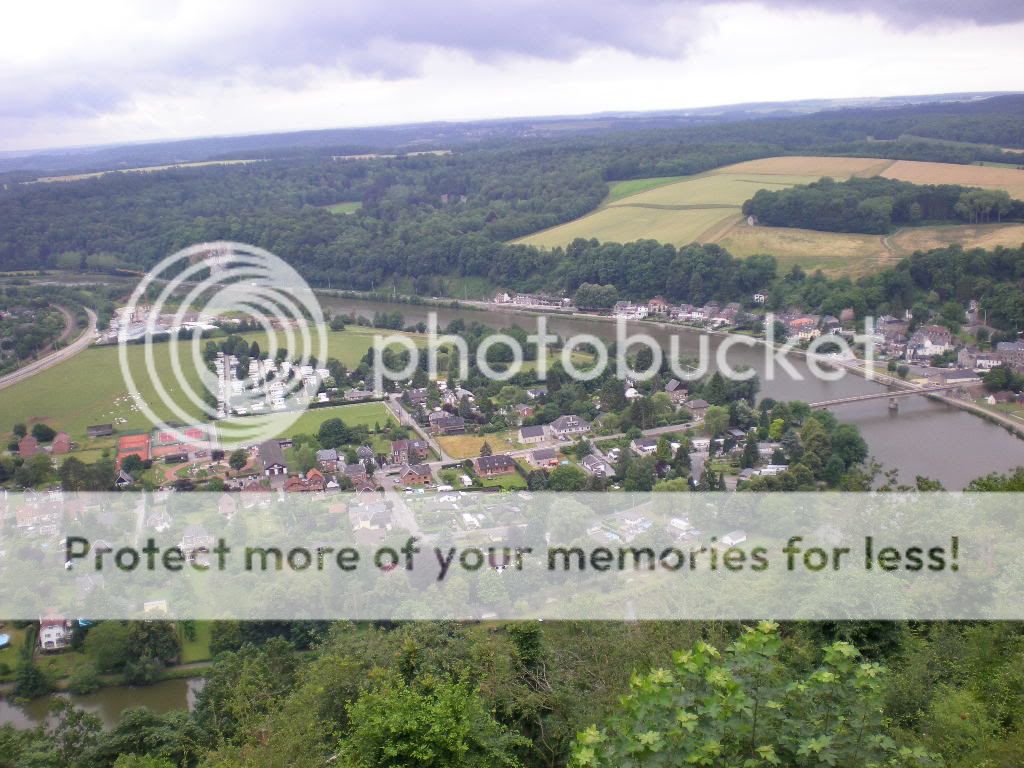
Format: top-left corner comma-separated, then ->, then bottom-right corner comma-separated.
339,674 -> 526,768
571,622 -> 940,767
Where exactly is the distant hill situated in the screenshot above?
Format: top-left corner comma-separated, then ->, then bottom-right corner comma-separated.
1,91 -> 1019,177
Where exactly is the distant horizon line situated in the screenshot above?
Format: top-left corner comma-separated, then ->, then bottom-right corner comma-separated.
3,89 -> 1019,161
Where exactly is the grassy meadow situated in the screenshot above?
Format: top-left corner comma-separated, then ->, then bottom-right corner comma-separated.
0,327 -> 421,448
515,155 -> 1024,277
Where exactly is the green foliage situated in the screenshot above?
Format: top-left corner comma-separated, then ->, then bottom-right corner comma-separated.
547,464 -> 588,491
571,622 -> 940,768
340,674 -> 527,768
743,176 -> 1022,234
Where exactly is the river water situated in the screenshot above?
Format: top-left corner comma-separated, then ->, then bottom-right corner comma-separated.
323,295 -> 1024,490
0,677 -> 204,729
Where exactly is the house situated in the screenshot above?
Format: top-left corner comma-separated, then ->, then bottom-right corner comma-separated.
907,325 -> 953,361
757,442 -> 782,461
258,440 -> 287,476
114,469 -> 135,488
343,463 -> 369,482
690,436 -> 711,452
664,379 -> 688,403
529,448 -> 559,467
525,387 -> 547,400
399,463 -> 433,485
514,403 -> 535,421
685,399 -> 710,419
548,415 -> 590,438
475,454 -> 516,477
752,292 -> 767,305
351,502 -> 393,532
391,439 -> 428,465
316,448 -> 338,471
356,445 -> 376,466
305,468 -> 327,492
519,425 -> 546,444
51,432 -> 72,455
430,416 -> 466,435
39,615 -> 70,651
494,291 -> 512,304
930,369 -> 980,386
647,296 -> 671,316
18,435 -> 39,458
87,424 -> 114,438
345,389 -> 376,401
996,341 -> 1024,367
581,454 -> 614,477
405,387 -> 428,406
630,437 -> 659,455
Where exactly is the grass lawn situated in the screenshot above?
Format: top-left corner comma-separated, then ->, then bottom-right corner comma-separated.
438,430 -> 524,459
481,472 -> 529,490
324,201 -> 362,215
179,621 -> 213,664
36,648 -> 90,680
0,625 -> 27,679
0,327 -> 419,447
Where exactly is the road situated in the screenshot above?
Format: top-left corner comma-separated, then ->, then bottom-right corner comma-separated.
0,307 -> 98,391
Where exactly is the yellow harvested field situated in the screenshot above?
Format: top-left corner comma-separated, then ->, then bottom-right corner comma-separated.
888,223 -> 1024,254
517,172 -> 820,249
881,159 -> 1024,200
516,155 -> 1024,275
711,156 -> 894,178
717,226 -> 891,277
605,173 -> 819,208
519,206 -> 738,249
437,431 -> 523,459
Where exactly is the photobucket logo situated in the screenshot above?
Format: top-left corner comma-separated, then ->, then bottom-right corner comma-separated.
372,312 -> 878,387
118,242 -> 327,449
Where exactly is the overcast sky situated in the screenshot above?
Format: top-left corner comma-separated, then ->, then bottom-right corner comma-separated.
2,0 -> 1023,152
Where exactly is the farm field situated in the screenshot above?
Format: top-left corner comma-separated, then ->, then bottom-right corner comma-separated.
717,226 -> 891,276
880,159 -> 1024,199
709,156 -> 895,178
516,155 -> 1024,276
218,401 -> 396,441
517,171 -> 822,249
888,222 -> 1024,254
605,176 -> 686,202
0,327 -> 419,447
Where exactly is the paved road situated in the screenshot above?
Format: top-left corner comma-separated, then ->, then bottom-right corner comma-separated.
0,307 -> 98,391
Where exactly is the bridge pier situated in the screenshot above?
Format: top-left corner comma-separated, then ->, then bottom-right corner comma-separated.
888,397 -> 899,412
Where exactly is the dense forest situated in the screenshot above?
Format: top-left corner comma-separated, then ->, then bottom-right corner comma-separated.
742,177 -> 1024,234
2,94 -> 1024,294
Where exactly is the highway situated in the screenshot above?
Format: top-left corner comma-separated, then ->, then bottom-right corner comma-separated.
0,307 -> 98,391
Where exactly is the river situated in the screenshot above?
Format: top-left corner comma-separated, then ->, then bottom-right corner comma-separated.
0,677 -> 205,729
322,295 -> 1024,489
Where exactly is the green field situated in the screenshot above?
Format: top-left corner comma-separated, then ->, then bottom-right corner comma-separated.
605,176 -> 686,202
220,401 -> 396,442
516,154 -> 1024,277
516,171 -> 820,249
324,201 -> 362,215
0,327 -> 420,446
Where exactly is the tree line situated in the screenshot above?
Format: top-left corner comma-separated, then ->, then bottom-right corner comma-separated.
742,176 -> 1023,234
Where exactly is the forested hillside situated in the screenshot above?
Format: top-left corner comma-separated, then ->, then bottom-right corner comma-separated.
2,94 -> 1023,292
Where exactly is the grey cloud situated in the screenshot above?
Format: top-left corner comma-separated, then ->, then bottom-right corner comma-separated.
3,0 -> 1023,125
